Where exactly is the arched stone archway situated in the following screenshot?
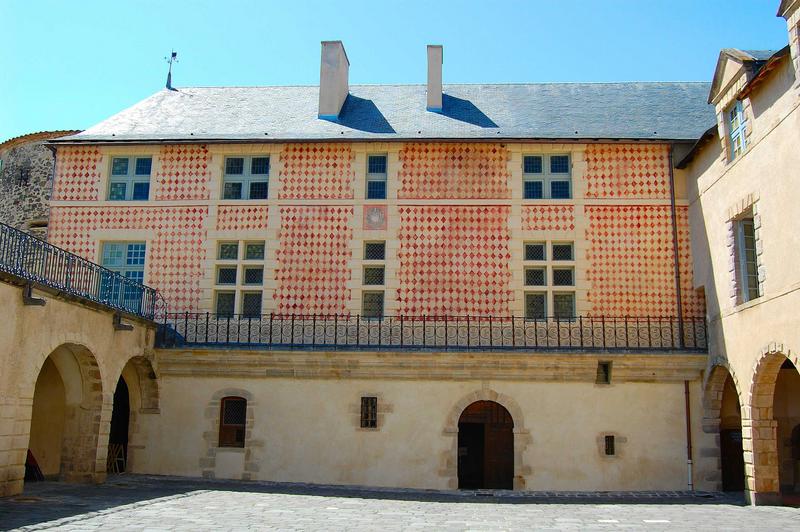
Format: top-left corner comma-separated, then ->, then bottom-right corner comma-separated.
702,364 -> 745,491
25,343 -> 105,486
109,355 -> 160,473
441,389 -> 531,490
744,344 -> 800,505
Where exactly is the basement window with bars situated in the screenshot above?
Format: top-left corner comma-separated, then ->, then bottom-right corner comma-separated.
604,435 -> 615,456
360,396 -> 378,428
366,154 -> 387,199
523,154 -> 572,199
223,156 -> 270,200
108,156 -> 151,201
219,396 -> 247,448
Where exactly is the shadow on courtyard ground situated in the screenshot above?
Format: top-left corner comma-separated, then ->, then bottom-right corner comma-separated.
0,474 -> 746,530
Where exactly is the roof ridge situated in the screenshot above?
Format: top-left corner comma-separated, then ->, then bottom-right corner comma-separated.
172,81 -> 711,90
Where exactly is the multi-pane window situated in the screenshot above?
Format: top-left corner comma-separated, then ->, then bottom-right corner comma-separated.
109,157 -> 151,200
525,292 -> 546,319
219,396 -> 247,448
360,396 -> 378,429
101,242 -> 146,309
213,240 -> 266,316
523,154 -> 572,199
366,154 -> 387,199
362,291 -> 385,318
553,292 -> 576,319
524,242 -> 546,261
728,100 -> 747,160
223,156 -> 269,200
362,241 -> 386,316
552,267 -> 574,286
551,242 -> 574,261
363,266 -> 385,285
523,240 -> 576,318
735,216 -> 760,303
364,241 -> 386,261
524,267 -> 546,286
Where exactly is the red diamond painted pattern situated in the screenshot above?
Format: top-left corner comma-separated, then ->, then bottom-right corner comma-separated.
397,206 -> 512,316
398,143 -> 510,199
273,206 -> 353,314
216,206 -> 269,231
584,144 -> 671,198
153,145 -> 211,200
48,206 -> 207,312
52,147 -> 102,201
522,205 -> 576,231
584,205 -> 705,317
279,144 -> 354,199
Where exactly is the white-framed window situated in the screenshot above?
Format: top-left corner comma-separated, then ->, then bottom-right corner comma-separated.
109,156 -> 151,200
366,154 -> 387,199
100,241 -> 146,309
213,240 -> 266,316
523,154 -> 571,199
735,216 -> 760,303
223,156 -> 269,200
523,240 -> 576,318
728,100 -> 747,160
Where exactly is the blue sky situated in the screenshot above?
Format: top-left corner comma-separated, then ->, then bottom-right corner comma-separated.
0,0 -> 789,142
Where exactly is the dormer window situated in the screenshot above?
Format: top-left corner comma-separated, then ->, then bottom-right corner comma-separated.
728,100 -> 746,160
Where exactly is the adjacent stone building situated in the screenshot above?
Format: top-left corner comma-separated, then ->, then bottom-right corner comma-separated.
678,0 -> 800,505
0,131 -> 79,238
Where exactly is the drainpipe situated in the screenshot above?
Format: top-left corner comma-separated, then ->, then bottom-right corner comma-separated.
684,380 -> 694,491
667,145 -> 685,348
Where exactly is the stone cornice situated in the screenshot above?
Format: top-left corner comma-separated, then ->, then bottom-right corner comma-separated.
155,348 -> 707,382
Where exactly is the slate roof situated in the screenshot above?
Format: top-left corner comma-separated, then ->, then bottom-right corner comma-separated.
52,82 -> 714,144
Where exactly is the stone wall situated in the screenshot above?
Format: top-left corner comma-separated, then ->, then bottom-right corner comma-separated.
0,132 -> 78,239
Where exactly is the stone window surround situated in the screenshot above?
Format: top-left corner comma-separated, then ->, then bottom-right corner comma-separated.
349,391 -> 392,431
725,194 -> 764,307
596,432 -> 627,460
200,388 -> 263,480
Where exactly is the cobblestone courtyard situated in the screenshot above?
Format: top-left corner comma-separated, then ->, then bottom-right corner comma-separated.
1,476 -> 799,531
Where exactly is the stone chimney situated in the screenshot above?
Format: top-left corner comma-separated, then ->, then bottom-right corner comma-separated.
318,41 -> 350,119
427,45 -> 443,112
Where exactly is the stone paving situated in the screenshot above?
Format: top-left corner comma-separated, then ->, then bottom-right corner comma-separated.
1,475 -> 799,531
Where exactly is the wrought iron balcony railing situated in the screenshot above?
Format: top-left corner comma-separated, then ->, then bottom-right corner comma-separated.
156,312 -> 707,352
0,222 -> 157,320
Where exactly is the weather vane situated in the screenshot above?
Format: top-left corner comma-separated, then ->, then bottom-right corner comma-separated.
165,50 -> 178,90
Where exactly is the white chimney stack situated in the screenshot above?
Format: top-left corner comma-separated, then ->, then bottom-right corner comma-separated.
318,41 -> 350,119
427,45 -> 443,112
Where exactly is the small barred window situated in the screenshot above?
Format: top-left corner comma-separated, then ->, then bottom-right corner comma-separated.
360,396 -> 378,428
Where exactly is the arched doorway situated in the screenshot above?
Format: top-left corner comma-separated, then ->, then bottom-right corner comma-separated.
107,377 -> 130,473
457,400 -> 513,489
748,351 -> 800,505
25,344 -> 104,485
774,359 -> 800,500
719,374 -> 745,491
